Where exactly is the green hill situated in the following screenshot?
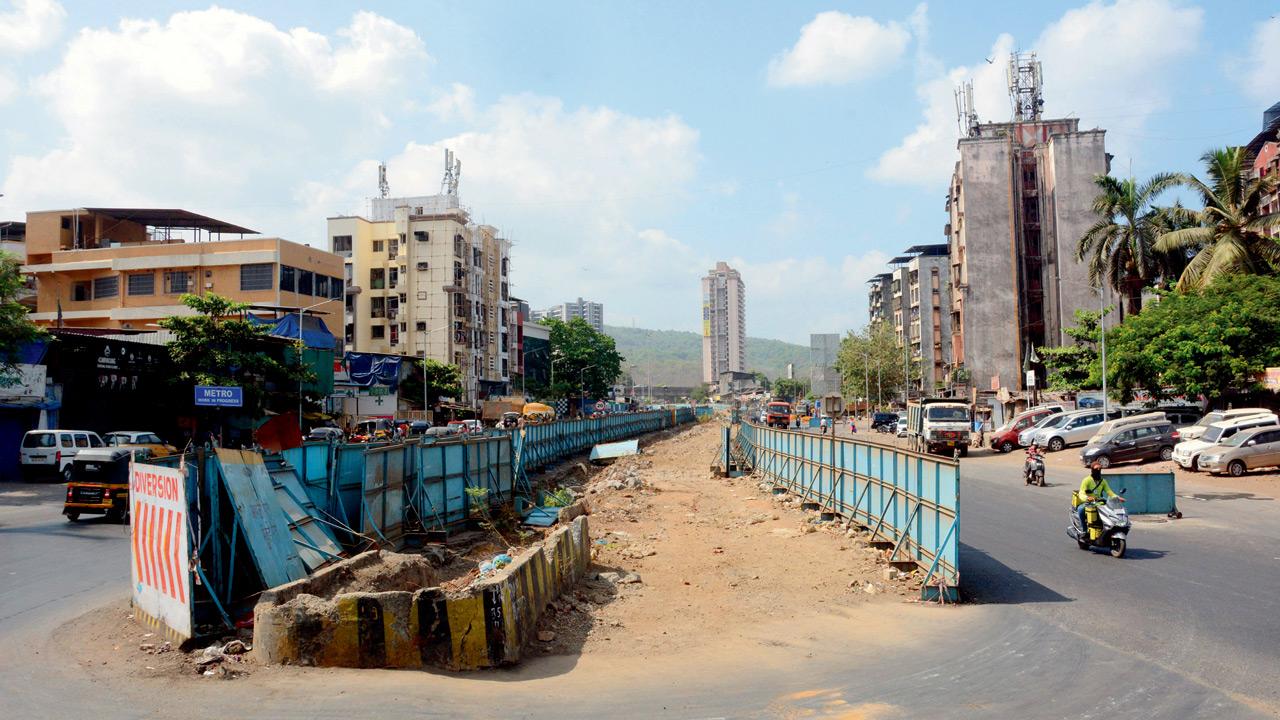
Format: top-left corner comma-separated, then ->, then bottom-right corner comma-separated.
605,325 -> 811,386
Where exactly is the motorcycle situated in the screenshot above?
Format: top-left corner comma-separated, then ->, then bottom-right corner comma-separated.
1023,445 -> 1046,486
1067,493 -> 1130,558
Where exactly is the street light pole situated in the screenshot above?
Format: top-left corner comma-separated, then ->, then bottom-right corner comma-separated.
1099,284 -> 1109,417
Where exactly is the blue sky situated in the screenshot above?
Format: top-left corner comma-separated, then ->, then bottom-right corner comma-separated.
0,0 -> 1276,343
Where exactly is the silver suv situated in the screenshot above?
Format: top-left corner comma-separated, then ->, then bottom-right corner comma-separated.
1198,426 -> 1280,476
1039,411 -> 1106,451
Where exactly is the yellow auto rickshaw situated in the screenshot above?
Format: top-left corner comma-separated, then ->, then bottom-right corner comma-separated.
63,447 -> 142,523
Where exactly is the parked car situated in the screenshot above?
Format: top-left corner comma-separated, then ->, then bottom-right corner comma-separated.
1198,426 -> 1280,476
447,419 -> 484,435
1090,412 -> 1167,441
104,431 -> 177,457
1178,408 -> 1271,442
307,426 -> 344,442
1038,410 -> 1106,451
989,406 -> 1065,453
1018,412 -> 1072,447
1080,420 -> 1180,468
420,426 -> 454,439
1077,396 -> 1102,408
1172,414 -> 1279,471
20,429 -> 105,481
895,418 -> 908,437
871,412 -> 899,432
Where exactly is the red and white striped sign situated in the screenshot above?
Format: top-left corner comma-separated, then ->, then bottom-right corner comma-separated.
130,462 -> 191,640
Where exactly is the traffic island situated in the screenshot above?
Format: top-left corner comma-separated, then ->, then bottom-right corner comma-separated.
253,514 -> 591,670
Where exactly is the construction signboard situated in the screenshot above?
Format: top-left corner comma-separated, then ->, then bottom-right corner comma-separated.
130,462 -> 192,642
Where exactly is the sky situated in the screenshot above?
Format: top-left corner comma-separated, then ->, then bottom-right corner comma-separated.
0,0 -> 1276,344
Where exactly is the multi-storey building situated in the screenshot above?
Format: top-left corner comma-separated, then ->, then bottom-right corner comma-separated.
22,208 -> 342,330
902,244 -> 952,394
701,261 -> 746,385
809,333 -> 841,398
867,272 -> 893,327
1246,101 -> 1280,221
534,297 -> 604,332
328,193 -> 511,407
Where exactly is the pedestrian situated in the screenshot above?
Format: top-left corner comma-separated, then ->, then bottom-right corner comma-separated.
850,418 -> 857,434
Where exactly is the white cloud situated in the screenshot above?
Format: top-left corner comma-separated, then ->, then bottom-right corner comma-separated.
1236,16 -> 1280,106
0,0 -> 65,53
872,0 -> 1203,187
427,82 -> 477,122
3,7 -> 428,225
767,9 -> 912,87
732,250 -> 892,342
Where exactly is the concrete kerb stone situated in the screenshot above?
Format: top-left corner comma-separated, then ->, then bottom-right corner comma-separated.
253,514 -> 592,670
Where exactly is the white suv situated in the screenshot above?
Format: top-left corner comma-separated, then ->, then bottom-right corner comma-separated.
1173,414 -> 1279,471
20,430 -> 106,481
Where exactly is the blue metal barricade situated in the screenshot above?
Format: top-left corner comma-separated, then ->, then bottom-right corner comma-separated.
1100,471 -> 1177,515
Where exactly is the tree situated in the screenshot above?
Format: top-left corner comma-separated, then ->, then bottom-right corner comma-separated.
159,293 -> 314,419
752,371 -> 772,391
1076,173 -> 1179,316
1106,275 -> 1280,402
691,385 -> 709,403
1154,146 -> 1280,290
833,323 -> 913,407
0,252 -> 45,372
772,377 -> 809,401
543,317 -> 624,402
400,357 -> 463,410
1038,309 -> 1109,392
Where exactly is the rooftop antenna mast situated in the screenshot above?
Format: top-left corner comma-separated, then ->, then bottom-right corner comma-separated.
954,80 -> 980,137
441,148 -> 461,196
1007,51 -> 1044,122
377,162 -> 389,198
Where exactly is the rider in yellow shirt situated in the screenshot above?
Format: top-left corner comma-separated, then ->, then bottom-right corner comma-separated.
1077,461 -> 1123,530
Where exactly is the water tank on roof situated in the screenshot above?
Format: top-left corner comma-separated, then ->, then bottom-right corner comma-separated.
1265,101 -> 1280,130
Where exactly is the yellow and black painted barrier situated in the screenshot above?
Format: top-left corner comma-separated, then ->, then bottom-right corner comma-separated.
254,514 -> 591,670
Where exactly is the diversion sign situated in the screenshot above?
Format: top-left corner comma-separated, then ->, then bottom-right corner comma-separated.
130,462 -> 192,642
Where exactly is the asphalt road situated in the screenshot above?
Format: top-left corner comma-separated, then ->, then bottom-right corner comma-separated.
1,443 -> 1277,719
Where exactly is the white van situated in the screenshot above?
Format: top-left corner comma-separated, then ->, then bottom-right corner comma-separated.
1173,414 -> 1280,470
20,430 -> 106,481
1178,408 -> 1271,442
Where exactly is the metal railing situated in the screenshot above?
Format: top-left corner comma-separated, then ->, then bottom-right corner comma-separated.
735,422 -> 959,600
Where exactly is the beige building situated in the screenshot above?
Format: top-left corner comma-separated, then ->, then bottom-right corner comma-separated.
701,261 -> 745,385
22,208 -> 342,330
328,194 -> 511,406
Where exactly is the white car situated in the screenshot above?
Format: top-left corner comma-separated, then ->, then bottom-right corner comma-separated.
1019,412 -> 1072,447
895,418 -> 909,437
20,429 -> 105,481
1178,408 -> 1270,442
1172,413 -> 1279,470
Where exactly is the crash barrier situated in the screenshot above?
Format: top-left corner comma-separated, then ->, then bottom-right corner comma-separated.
735,421 -> 960,601
694,405 -> 715,420
1098,471 -> 1177,516
514,408 -> 694,473
253,514 -> 591,670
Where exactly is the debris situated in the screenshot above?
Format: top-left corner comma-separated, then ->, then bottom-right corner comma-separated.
596,571 -> 642,585
195,644 -> 225,667
748,514 -> 770,525
537,630 -> 557,643
222,640 -> 248,655
864,582 -> 877,595
882,568 -> 901,582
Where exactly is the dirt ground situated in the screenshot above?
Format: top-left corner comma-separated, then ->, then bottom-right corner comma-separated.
532,421 -> 929,659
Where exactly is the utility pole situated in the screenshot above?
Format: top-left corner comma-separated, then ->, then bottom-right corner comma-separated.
1100,285 -> 1109,417
863,351 -> 870,420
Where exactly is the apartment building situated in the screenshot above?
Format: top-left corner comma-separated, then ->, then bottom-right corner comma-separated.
22,208 -> 342,330
701,261 -> 746,385
867,272 -> 893,327
901,245 -> 952,394
1246,101 -> 1280,221
533,297 -> 604,332
328,193 -> 511,406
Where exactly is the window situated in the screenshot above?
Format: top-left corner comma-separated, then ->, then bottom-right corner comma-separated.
126,273 -> 154,296
416,321 -> 427,331
315,275 -> 330,298
93,275 -> 119,298
370,268 -> 385,290
22,432 -> 54,448
389,325 -> 399,346
240,263 -> 273,291
330,277 -> 343,300
371,326 -> 385,339
417,261 -> 429,271
370,297 -> 385,318
454,234 -> 464,256
1115,430 -> 1135,443
280,266 -> 296,292
372,240 -> 384,253
298,270 -> 314,296
159,271 -> 188,295
332,235 -> 352,253
389,237 -> 399,258
74,434 -> 89,448
389,267 -> 399,288
414,230 -> 428,242
73,281 -> 91,301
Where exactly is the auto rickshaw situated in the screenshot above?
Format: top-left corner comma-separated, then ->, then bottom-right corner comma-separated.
63,447 -> 141,523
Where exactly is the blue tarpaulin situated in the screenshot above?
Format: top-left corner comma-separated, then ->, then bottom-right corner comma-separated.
345,352 -> 402,390
248,313 -> 338,350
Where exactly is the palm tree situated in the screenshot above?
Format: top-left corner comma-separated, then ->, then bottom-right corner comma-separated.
1154,147 -> 1280,290
1076,173 -> 1179,316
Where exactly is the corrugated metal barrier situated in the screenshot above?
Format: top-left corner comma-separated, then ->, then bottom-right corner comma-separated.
735,422 -> 960,600
513,408 -> 693,473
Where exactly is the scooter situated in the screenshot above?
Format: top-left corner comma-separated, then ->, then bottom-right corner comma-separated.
1023,445 -> 1046,486
1067,492 -> 1130,558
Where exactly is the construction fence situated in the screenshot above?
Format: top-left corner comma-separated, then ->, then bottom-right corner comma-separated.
734,422 -> 960,600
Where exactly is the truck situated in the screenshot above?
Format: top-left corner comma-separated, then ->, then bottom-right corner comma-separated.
481,396 -> 527,425
907,398 -> 973,457
765,401 -> 792,429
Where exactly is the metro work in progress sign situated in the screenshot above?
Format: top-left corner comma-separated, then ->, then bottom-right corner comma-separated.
130,462 -> 192,642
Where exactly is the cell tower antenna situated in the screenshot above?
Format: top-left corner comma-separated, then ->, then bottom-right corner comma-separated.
441,148 -> 461,196
377,162 -> 389,198
954,80 -> 980,137
1007,50 -> 1044,122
